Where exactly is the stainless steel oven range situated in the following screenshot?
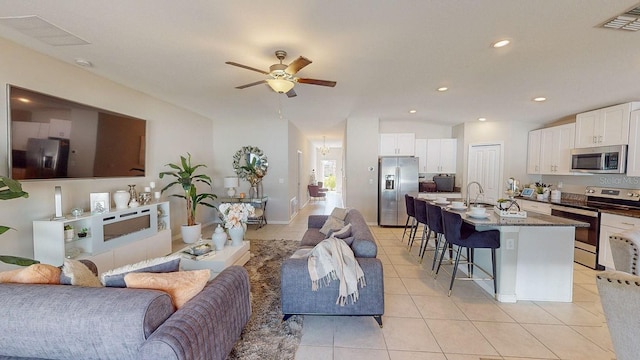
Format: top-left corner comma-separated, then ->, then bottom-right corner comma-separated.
550,186 -> 640,270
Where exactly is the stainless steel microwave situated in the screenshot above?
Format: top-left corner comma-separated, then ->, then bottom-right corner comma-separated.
571,145 -> 627,174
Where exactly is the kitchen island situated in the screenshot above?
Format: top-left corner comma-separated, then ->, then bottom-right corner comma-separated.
443,207 -> 589,303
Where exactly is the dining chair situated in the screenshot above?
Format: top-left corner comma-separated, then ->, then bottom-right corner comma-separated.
436,210 -> 500,296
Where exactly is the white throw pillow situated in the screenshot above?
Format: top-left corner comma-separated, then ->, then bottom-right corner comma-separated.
320,216 -> 345,236
330,207 -> 350,221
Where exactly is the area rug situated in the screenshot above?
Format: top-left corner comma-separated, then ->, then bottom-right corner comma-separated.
227,239 -> 304,360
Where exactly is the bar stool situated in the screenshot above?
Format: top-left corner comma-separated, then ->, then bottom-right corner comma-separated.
436,210 -> 500,296
409,198 -> 428,252
422,203 -> 445,271
402,194 -> 417,245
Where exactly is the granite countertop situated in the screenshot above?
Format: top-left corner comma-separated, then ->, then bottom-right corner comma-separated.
517,196 -> 640,219
443,207 -> 590,227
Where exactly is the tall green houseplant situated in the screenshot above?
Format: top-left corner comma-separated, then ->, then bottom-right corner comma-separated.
0,176 -> 38,266
159,153 -> 217,226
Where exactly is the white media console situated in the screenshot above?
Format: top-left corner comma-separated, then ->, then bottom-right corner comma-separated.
33,201 -> 171,274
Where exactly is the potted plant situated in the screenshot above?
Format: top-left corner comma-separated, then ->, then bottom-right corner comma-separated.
160,153 -> 217,243
0,176 -> 39,266
218,202 -> 255,246
64,224 -> 74,242
534,182 -> 548,201
77,228 -> 89,238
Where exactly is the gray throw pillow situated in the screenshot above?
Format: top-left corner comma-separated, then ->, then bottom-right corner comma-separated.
101,255 -> 181,287
330,207 -> 349,221
319,216 -> 344,236
331,223 -> 352,239
340,236 -> 355,246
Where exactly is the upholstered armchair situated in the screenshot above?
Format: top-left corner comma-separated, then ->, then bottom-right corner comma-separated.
609,229 -> 640,275
308,185 -> 326,200
596,270 -> 640,360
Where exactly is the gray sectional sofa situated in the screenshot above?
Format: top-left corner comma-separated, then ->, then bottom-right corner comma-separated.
0,265 -> 251,360
280,209 -> 384,326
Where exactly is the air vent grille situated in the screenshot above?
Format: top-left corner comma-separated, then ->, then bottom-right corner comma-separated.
601,4 -> 640,31
0,15 -> 89,46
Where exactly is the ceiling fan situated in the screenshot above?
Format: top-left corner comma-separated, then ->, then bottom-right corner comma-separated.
226,50 -> 337,98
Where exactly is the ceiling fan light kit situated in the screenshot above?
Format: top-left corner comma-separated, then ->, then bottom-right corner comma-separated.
226,50 -> 336,97
267,78 -> 295,93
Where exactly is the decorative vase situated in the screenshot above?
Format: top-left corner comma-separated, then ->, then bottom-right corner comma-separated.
64,229 -> 74,242
113,190 -> 130,210
229,226 -> 244,246
181,223 -> 202,244
128,185 -> 137,206
249,186 -> 257,199
212,224 -> 227,250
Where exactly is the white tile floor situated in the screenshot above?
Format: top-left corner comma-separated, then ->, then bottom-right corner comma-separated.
196,192 -> 616,360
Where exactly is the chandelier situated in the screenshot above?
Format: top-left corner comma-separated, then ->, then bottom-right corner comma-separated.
320,136 -> 330,156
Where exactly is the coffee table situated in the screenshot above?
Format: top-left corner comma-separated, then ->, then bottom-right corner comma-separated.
178,240 -> 250,279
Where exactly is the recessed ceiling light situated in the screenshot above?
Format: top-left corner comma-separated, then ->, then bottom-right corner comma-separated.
492,39 -> 510,48
74,58 -> 92,67
533,97 -> 547,102
478,117 -> 487,122
437,87 -> 448,92
17,97 -> 31,103
409,109 -> 417,114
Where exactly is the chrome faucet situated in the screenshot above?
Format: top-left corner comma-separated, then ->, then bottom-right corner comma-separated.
466,181 -> 485,207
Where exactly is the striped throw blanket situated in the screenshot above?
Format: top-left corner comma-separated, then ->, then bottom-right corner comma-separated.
307,237 -> 366,306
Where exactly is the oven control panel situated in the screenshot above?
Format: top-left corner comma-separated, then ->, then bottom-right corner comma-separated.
585,186 -> 640,200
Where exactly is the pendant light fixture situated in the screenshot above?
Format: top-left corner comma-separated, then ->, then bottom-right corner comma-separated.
320,136 -> 330,156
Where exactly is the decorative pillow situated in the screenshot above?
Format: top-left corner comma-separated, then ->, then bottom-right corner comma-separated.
101,255 -> 181,287
320,216 -> 345,236
330,207 -> 350,221
0,264 -> 61,284
339,236 -> 355,246
331,223 -> 352,239
60,259 -> 102,287
124,269 -> 210,309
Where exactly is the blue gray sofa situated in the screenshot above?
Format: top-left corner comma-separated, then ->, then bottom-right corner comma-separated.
0,265 -> 251,360
280,209 -> 384,326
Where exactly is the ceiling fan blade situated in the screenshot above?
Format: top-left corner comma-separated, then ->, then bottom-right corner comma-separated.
286,56 -> 312,75
297,78 -> 337,87
235,80 -> 267,89
286,88 -> 297,98
225,61 -> 269,75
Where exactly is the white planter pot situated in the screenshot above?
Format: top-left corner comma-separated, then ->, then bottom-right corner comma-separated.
181,223 -> 202,244
228,226 -> 244,246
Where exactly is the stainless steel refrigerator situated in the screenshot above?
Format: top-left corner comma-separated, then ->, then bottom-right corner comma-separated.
378,157 -> 419,226
25,138 -> 70,179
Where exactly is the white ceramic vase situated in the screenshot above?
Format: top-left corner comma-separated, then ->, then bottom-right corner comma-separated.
113,190 -> 130,210
228,226 -> 244,246
181,223 -> 201,244
212,224 -> 227,250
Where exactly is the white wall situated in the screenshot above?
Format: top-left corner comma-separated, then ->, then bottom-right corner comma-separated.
210,115 -> 290,224
345,117 -> 379,223
454,121 -> 539,198
379,119 -> 452,139
288,121 -> 314,218
0,37 -> 215,269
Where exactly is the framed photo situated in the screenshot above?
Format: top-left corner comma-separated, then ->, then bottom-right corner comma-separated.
90,192 -> 110,214
521,188 -> 535,198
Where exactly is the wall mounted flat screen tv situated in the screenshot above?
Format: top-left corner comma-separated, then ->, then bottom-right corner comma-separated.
8,85 -> 146,180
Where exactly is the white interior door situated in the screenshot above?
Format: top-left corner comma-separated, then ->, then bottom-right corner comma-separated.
467,143 -> 503,205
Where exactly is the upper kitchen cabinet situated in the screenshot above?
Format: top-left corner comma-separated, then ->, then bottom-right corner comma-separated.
426,139 -> 457,173
379,133 -> 415,156
527,129 -> 542,174
536,123 -> 575,175
575,102 -> 640,148
627,110 -> 640,177
414,138 -> 427,172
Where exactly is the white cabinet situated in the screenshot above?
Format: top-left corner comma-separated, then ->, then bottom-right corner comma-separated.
599,213 -> 640,269
518,199 -> 551,215
575,102 -> 640,148
33,202 -> 171,273
379,133 -> 415,156
527,130 -> 542,174
426,139 -> 457,173
415,139 -> 427,172
627,110 -> 640,177
539,123 -> 575,175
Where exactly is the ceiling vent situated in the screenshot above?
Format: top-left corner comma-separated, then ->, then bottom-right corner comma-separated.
0,15 -> 89,46
600,4 -> 640,31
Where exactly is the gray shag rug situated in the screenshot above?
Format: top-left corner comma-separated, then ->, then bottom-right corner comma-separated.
227,239 -> 304,360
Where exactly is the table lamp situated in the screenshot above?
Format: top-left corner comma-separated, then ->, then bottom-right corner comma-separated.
224,176 -> 239,197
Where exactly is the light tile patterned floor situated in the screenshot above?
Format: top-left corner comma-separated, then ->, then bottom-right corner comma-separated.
178,192 -> 615,359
